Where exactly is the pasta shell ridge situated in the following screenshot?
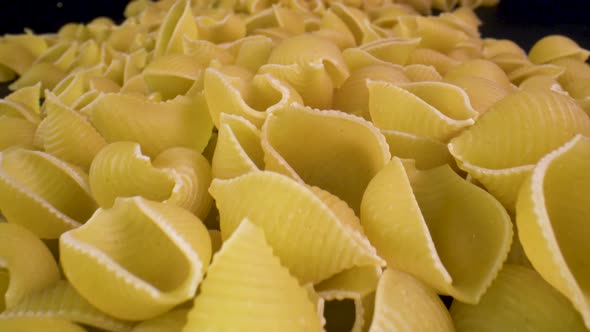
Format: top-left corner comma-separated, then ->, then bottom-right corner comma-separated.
154,0 -> 198,56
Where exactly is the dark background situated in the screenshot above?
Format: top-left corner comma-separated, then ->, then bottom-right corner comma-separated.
0,0 -> 588,52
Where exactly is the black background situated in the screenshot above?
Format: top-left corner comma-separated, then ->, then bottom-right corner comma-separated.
0,0 -> 588,52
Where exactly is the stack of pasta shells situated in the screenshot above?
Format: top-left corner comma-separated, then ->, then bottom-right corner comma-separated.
0,0 -> 589,331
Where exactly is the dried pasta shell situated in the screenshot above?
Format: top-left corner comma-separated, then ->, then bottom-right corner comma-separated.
394,16 -> 469,53
0,280 -> 134,332
9,63 -> 66,91
154,0 -> 198,56
4,82 -> 41,121
368,80 -> 477,142
444,75 -> 511,114
368,268 -> 453,332
0,223 -> 60,308
333,64 -> 410,119
83,92 -> 213,157
528,34 -> 590,65
330,3 -> 381,45
482,38 -> 526,59
0,317 -> 86,332
0,116 -> 37,151
3,32 -> 48,58
449,90 -> 590,208
183,219 -> 323,332
516,134 -> 590,328
143,54 -> 204,100
0,42 -> 35,76
432,0 -> 458,12
487,53 -> 530,73
551,57 -> 590,89
60,197 -> 212,321
212,113 -> 264,179
444,58 -> 512,89
403,64 -> 443,82
262,103 -> 390,213
380,129 -> 454,169
245,6 -> 305,36
0,149 -> 96,238
408,48 -> 460,75
313,9 -> 356,49
360,158 -> 512,303
37,93 -> 107,171
369,3 -> 418,28
519,75 -> 565,93
508,63 -> 564,85
182,38 -> 234,67
360,37 -> 421,66
204,68 -> 301,127
315,265 -> 382,298
450,265 -> 587,331
196,14 -> 246,43
222,35 -> 273,73
209,171 -> 384,283
131,309 -> 188,332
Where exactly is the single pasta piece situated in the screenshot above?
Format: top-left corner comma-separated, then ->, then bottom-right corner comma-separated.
183,219 -> 323,332
516,134 -> 590,329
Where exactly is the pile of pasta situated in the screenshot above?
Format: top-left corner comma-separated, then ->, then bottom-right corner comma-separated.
0,0 -> 589,331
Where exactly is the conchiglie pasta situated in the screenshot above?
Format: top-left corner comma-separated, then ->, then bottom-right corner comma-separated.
528,34 -> 590,65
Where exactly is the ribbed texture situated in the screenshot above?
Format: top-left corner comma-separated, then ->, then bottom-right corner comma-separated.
381,129 -> 453,169
154,0 -> 198,56
183,219 -> 323,332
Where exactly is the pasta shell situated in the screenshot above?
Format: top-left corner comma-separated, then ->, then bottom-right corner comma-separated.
9,63 -> 66,92
60,197 -> 212,320
143,54 -> 204,100
183,219 -> 323,332
444,58 -> 512,89
0,223 -> 60,309
508,63 -> 565,85
315,265 -> 382,297
393,0 -> 432,15
368,80 -> 477,142
222,35 -> 273,73
449,90 -> 590,209
330,3 -> 381,45
3,32 -> 48,58
4,82 -> 41,121
487,53 -> 531,73
482,38 -> 526,59
209,171 -> 384,283
368,268 -> 453,332
403,63 -> 443,82
360,158 -> 512,303
0,317 -> 86,332
394,15 -> 469,53
212,113 -> 264,179
37,93 -> 107,171
0,116 -> 37,151
528,34 -> 590,65
432,0 -> 458,12
313,9 -> 356,49
408,48 -> 460,75
0,42 -> 35,75
266,33 -> 349,88
444,75 -> 512,114
182,37 -> 235,67
360,37 -> 421,66
0,149 -> 97,238
245,6 -> 305,36
205,68 -> 301,127
519,74 -> 565,93
516,134 -> 590,328
369,3 -> 418,28
380,129 -> 454,169
262,103 -> 390,213
450,265 -> 587,331
551,57 -> 590,89
131,309 -> 188,332
83,92 -> 213,157
333,64 -> 410,119
0,280 -> 134,332
196,13 -> 246,43
154,0 -> 198,56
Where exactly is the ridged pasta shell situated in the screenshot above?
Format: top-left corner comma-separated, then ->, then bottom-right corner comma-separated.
131,309 -> 188,332
333,64 -> 410,119
408,47 -> 460,75
360,37 -> 421,66
83,92 -> 213,157
450,265 -> 587,331
196,14 -> 246,43
262,103 -> 390,213
432,0 -> 458,12
551,57 -> 590,89
0,42 -> 35,76
222,35 -> 273,73
182,38 -> 235,66
516,134 -> 590,328
508,63 -> 565,85
143,54 -> 204,100
154,0 -> 198,56
330,3 -> 381,45
368,80 -> 477,142
0,223 -> 60,309
0,280 -> 134,332
315,265 -> 382,298
0,116 -> 37,151
368,268 -> 453,332
0,149 -> 97,238
360,158 -> 512,303
37,93 -> 107,171
394,0 -> 432,15
449,90 -> 590,209
394,15 -> 469,53
528,35 -> 590,65
4,82 -> 41,122
313,9 -> 356,49
183,219 -> 323,332
403,64 -> 443,82
60,197 -> 211,321
245,6 -> 305,36
444,58 -> 512,89
205,68 -> 301,127
0,317 -> 86,332
209,171 -> 384,283
369,3 -> 418,28
482,38 -> 526,59
380,129 -> 454,169
487,53 -> 531,73
519,74 -> 565,93
444,75 -> 512,114
9,63 -> 66,92
212,113 -> 264,179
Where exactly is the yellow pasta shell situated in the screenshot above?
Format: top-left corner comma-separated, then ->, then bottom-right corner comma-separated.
368,268 -> 453,332
552,57 -> 590,89
4,82 -> 41,121
222,35 -> 273,73
380,129 -> 454,169
394,15 -> 469,53
183,219 -> 323,332
60,197 -> 211,321
482,38 -> 526,59
0,317 -> 86,332
403,63 -> 443,82
450,265 -> 587,331
9,62 -> 67,92
333,64 -> 410,119
182,37 -> 234,67
508,63 -> 565,85
444,75 -> 512,114
131,309 -> 188,332
516,134 -> 590,328
330,3 -> 381,45
0,223 -> 60,309
313,9 -> 356,49
197,13 -> 246,43
245,6 -> 305,36
209,171 -> 384,283
154,0 -> 198,56
360,158 -> 512,303
360,37 -> 421,66
37,93 -> 107,170
212,113 -> 264,179
262,103 -> 390,213
0,116 -> 37,151
315,265 -> 382,298
0,280 -> 134,332
0,149 -> 96,238
0,42 -> 35,76
449,90 -> 590,208
528,34 -> 590,65
368,80 -> 477,142
143,54 -> 204,100
444,58 -> 512,89
83,92 -> 213,157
